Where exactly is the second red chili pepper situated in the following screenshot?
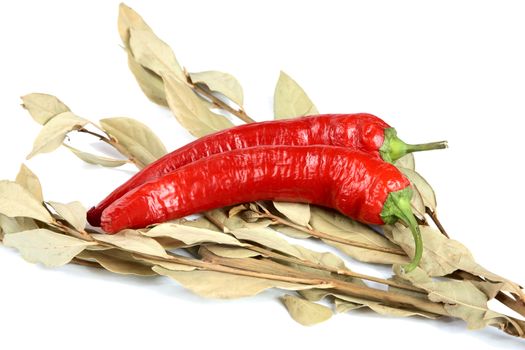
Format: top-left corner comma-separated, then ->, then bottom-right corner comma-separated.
100,145 -> 423,272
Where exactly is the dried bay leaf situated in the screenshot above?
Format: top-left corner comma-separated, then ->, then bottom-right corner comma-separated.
205,244 -> 261,259
0,215 -> 38,234
392,225 -> 470,276
274,71 -> 318,119
26,112 -> 88,159
93,230 -> 169,258
309,207 -> 408,265
281,294 -> 332,326
334,295 -> 438,319
47,201 -> 87,231
163,74 -> 234,137
153,267 -> 327,299
189,71 -> 244,106
15,164 -> 43,202
231,227 -> 346,271
64,144 -> 128,167
21,93 -> 70,125
3,229 -> 96,267
273,201 -> 311,227
231,227 -> 303,258
394,153 -> 415,170
77,249 -> 156,276
396,267 -> 523,332
0,181 -> 53,223
127,53 -> 168,106
390,223 -> 525,301
142,223 -> 243,247
128,28 -> 185,81
100,117 -> 167,166
118,3 -> 151,45
399,168 -> 437,210
273,224 -> 311,239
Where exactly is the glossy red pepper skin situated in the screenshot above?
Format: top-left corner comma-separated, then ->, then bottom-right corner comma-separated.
88,113 -> 388,226
100,145 -> 410,234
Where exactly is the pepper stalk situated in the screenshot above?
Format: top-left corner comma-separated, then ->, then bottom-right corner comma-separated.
381,187 -> 422,272
380,127 -> 448,163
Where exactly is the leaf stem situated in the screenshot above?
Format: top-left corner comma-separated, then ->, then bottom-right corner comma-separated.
187,76 -> 256,124
245,245 -> 425,293
77,127 -> 146,169
425,207 -> 449,238
259,211 -> 407,256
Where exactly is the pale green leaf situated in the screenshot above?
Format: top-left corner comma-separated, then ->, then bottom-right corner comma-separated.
162,73 -> 234,137
3,229 -> 96,267
100,117 -> 167,166
0,181 -> 53,223
64,144 -> 128,167
274,71 -> 318,119
281,294 -> 332,326
27,112 -> 88,159
93,230 -> 168,258
153,266 -> 328,299
21,93 -> 70,125
273,201 -> 311,227
189,70 -> 244,106
142,223 -> 243,247
47,201 -> 87,231
15,164 -> 43,202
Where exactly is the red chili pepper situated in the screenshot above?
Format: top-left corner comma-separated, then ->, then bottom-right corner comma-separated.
88,113 -> 446,226
100,145 -> 423,272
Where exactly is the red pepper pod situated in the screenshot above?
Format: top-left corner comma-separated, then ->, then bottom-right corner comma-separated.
88,113 -> 446,227
100,145 -> 423,272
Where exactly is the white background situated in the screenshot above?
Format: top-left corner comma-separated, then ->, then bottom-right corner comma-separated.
1,0 -> 524,349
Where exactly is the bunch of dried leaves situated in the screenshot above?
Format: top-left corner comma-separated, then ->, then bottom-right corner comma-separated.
1,3 -> 524,341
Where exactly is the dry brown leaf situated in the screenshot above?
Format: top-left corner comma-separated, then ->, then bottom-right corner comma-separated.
281,294 -> 332,326
399,168 -> 437,210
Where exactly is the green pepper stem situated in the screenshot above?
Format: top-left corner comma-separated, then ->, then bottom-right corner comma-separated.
379,128 -> 448,163
380,188 -> 423,272
405,140 -> 448,154
397,208 -> 423,273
